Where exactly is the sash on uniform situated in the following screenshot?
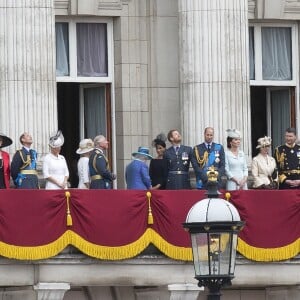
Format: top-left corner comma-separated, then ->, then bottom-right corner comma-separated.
196,144 -> 221,189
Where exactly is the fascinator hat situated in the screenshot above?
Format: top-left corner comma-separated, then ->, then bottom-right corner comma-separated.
49,130 -> 64,148
0,133 -> 13,148
132,146 -> 153,160
152,133 -> 167,148
256,136 -> 271,149
226,129 -> 241,139
76,138 -> 94,154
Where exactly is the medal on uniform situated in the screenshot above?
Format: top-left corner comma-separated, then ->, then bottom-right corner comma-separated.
182,152 -> 188,165
291,150 -> 294,154
215,151 -> 220,163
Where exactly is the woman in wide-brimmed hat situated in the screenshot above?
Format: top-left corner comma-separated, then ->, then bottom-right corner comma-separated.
0,133 -> 13,189
125,146 -> 153,190
251,136 -> 278,189
76,138 -> 94,189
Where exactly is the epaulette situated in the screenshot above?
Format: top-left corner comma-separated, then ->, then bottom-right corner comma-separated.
18,150 -> 31,169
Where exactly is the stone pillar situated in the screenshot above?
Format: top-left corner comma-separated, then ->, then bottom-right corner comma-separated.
178,0 -> 251,156
168,283 -> 203,300
0,0 -> 57,156
34,282 -> 70,300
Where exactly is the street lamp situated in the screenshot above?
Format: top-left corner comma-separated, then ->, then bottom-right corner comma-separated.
183,168 -> 244,300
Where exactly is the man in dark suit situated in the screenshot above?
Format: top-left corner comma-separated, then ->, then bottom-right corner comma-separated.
11,132 -> 39,189
274,127 -> 300,189
89,135 -> 116,189
164,129 -> 196,189
192,127 -> 225,189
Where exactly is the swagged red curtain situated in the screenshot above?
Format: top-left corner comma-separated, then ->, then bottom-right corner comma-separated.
0,189 -> 298,261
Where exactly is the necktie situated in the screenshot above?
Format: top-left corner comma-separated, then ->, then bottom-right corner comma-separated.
207,144 -> 211,152
175,146 -> 179,154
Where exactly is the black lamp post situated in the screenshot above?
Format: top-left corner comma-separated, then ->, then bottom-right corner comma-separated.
183,170 -> 244,299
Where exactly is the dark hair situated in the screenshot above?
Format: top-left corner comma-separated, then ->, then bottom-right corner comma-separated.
152,133 -> 167,148
286,127 -> 297,135
167,129 -> 177,142
153,138 -> 166,148
227,137 -> 234,149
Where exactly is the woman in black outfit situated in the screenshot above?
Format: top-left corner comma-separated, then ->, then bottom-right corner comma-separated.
149,134 -> 168,190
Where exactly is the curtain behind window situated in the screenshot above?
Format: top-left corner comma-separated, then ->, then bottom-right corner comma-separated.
55,23 -> 69,76
262,27 -> 292,80
77,23 -> 108,77
84,87 -> 106,139
271,89 -> 290,149
249,27 -> 255,80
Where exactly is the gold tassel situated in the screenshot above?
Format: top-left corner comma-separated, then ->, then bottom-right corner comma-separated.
225,192 -> 231,201
65,191 -> 73,226
146,191 -> 153,225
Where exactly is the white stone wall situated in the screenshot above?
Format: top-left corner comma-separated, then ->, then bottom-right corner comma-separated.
0,0 -> 57,158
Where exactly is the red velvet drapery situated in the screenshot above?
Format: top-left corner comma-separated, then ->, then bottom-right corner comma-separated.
0,189 -> 298,261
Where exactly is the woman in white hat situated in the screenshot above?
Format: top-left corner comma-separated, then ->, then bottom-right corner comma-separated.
251,136 -> 278,189
43,131 -> 69,189
0,133 -> 13,189
225,129 -> 248,190
76,138 -> 94,189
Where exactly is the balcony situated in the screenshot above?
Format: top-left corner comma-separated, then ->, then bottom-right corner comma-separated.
0,189 -> 299,299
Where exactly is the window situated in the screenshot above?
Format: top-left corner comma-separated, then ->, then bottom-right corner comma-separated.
249,23 -> 298,156
55,18 -> 113,82
56,23 -> 69,76
249,24 -> 297,85
77,23 -> 108,77
55,18 -> 115,187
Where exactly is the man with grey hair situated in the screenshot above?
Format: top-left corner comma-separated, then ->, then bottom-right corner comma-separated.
89,135 -> 116,189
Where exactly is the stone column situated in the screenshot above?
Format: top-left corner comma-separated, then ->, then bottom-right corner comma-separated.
178,0 -> 251,156
0,0 -> 57,156
34,282 -> 70,300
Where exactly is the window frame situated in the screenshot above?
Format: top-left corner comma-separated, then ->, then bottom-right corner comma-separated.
249,22 -> 298,86
55,17 -> 113,83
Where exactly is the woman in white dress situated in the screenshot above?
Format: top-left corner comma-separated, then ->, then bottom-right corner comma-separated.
251,136 -> 278,189
225,129 -> 248,190
76,138 -> 94,189
43,131 -> 69,189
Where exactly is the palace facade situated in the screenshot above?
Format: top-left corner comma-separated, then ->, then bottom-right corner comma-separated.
0,0 -> 299,299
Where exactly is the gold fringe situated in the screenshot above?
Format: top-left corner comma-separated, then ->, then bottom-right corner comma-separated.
237,238 -> 300,261
0,229 -> 192,261
146,191 -> 153,225
0,229 -> 297,262
65,191 -> 73,226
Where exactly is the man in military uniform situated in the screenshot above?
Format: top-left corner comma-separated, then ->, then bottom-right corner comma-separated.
274,127 -> 300,189
89,135 -> 116,189
164,129 -> 196,189
11,132 -> 39,189
192,127 -> 225,189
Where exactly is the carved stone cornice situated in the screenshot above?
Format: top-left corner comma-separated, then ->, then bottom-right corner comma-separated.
54,0 -> 130,16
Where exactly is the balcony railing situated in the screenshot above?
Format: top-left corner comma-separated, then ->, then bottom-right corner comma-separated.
0,189 -> 298,262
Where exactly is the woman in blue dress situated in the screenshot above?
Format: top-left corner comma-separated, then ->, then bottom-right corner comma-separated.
225,129 -> 248,190
125,147 -> 152,190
